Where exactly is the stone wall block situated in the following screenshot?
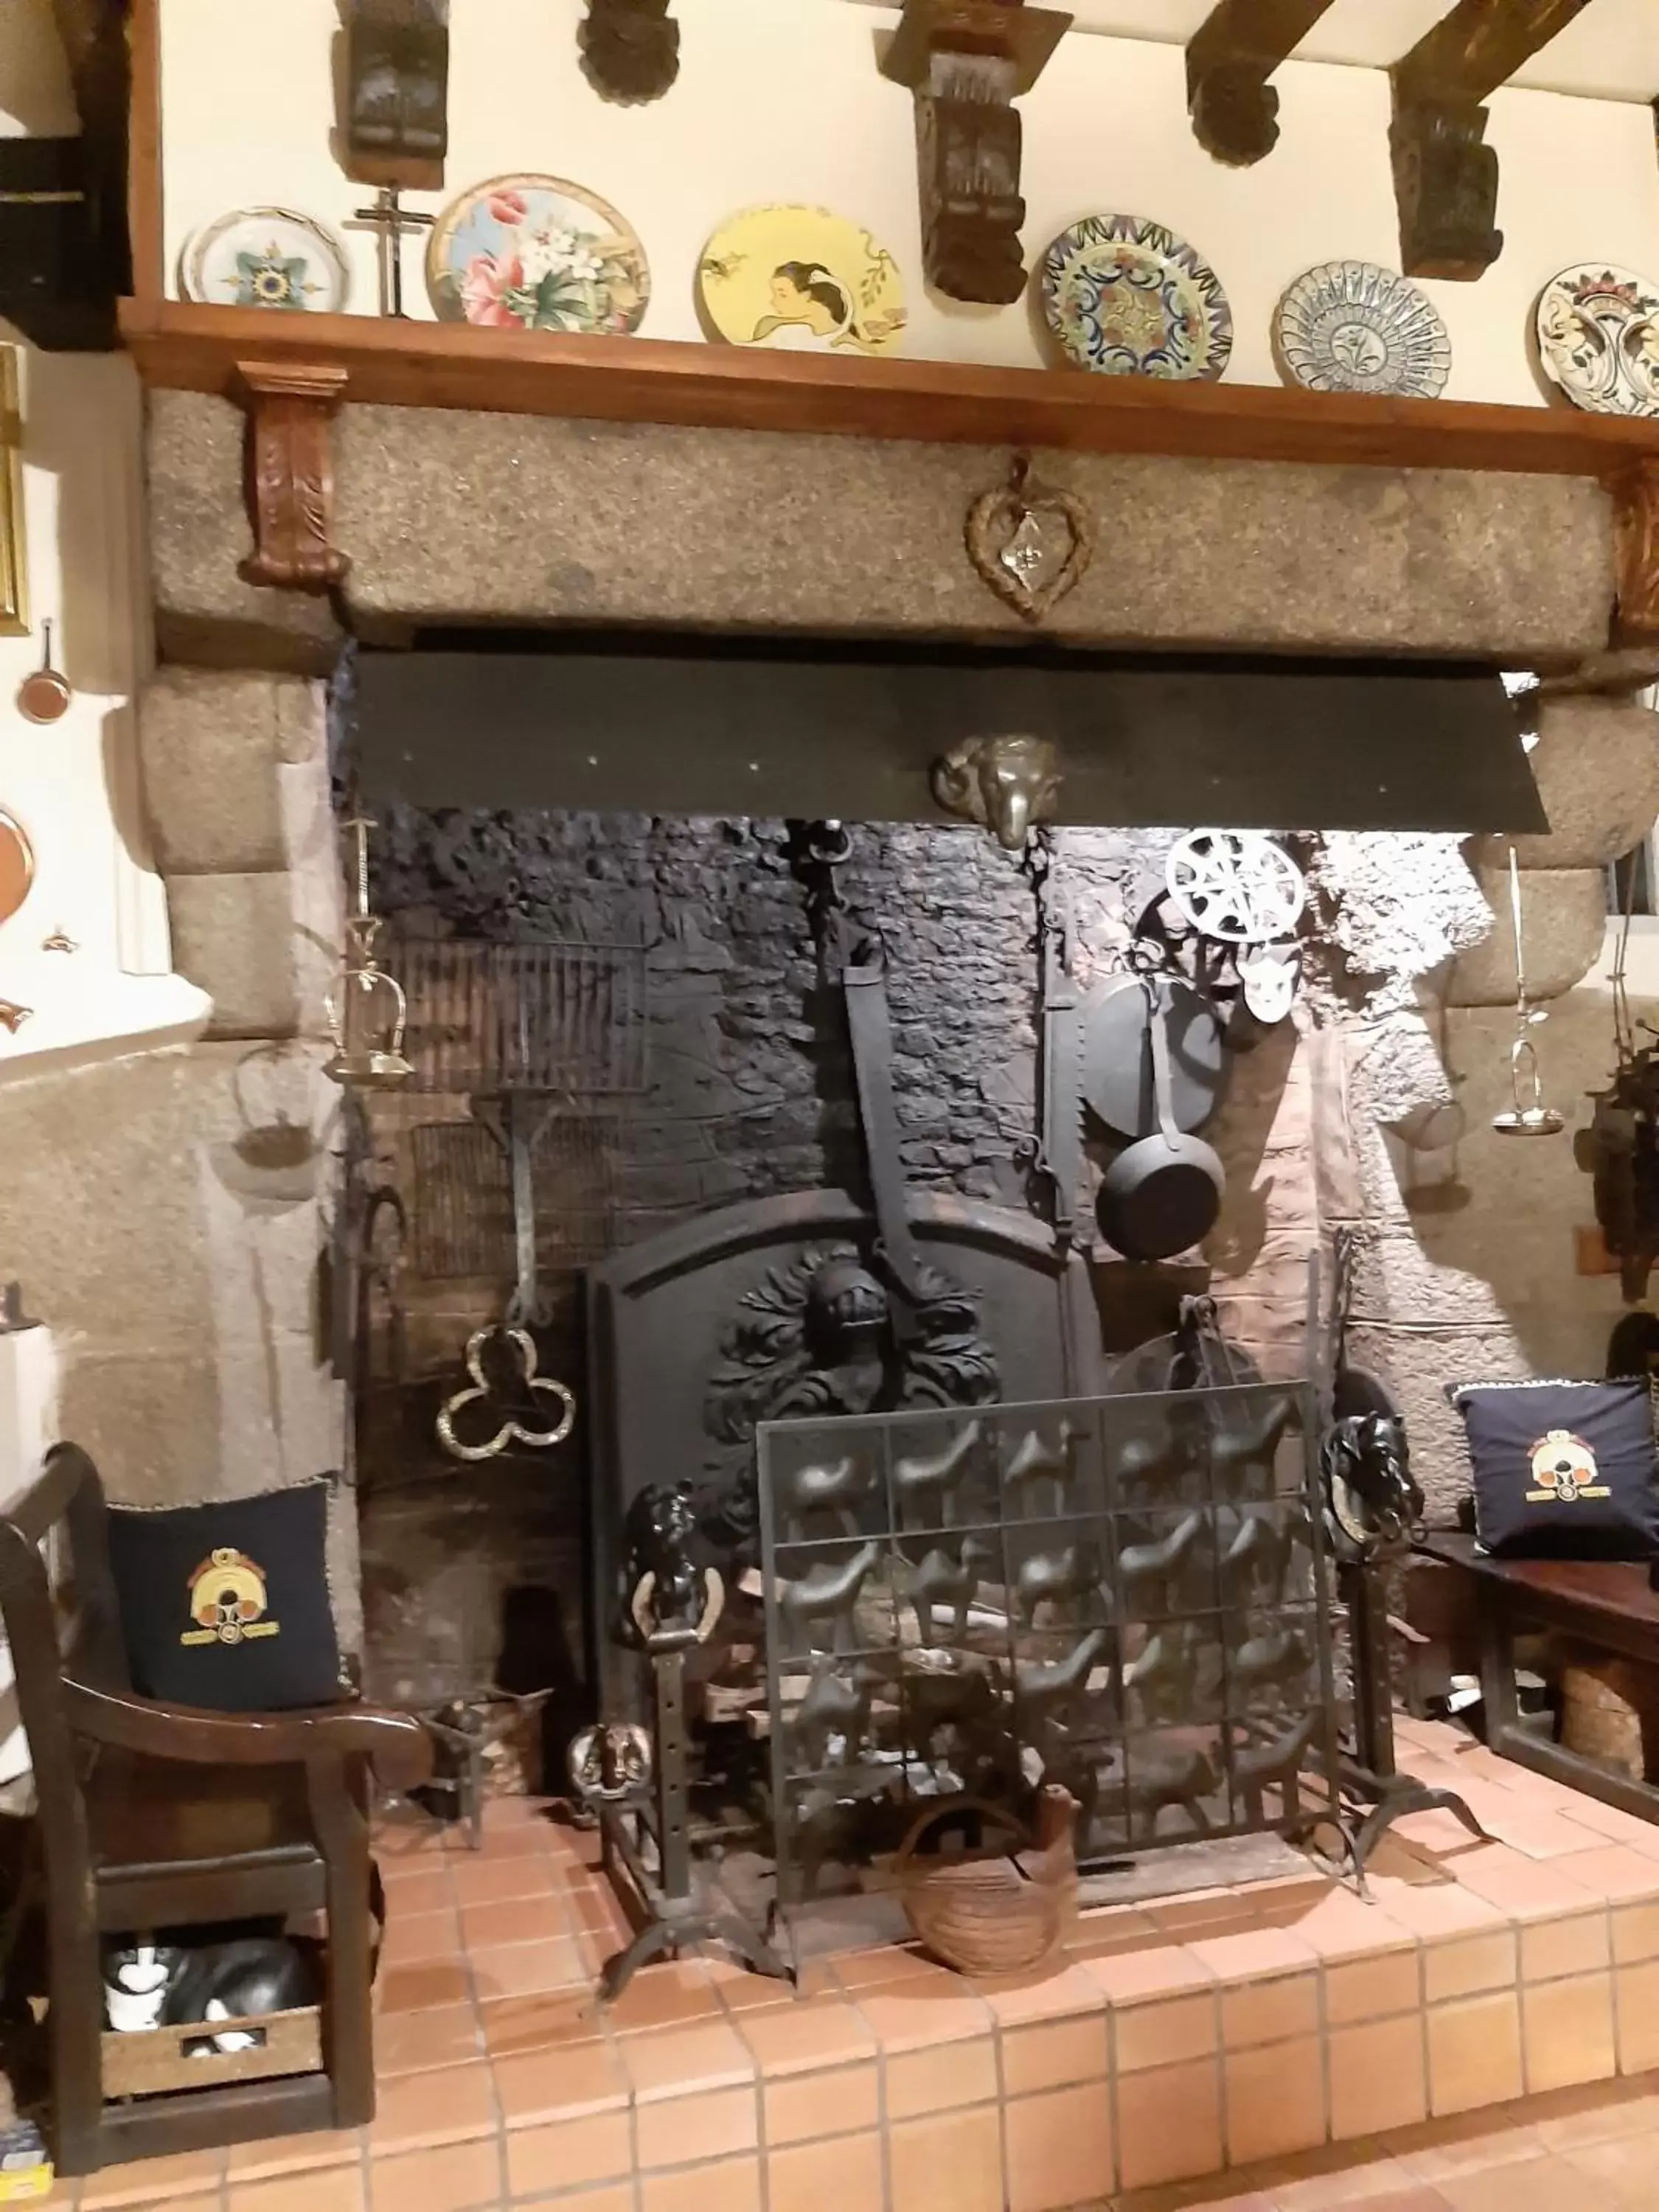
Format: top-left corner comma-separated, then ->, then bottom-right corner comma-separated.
1446,866 -> 1608,1005
139,667 -> 325,874
0,1043 -> 338,1356
1470,696 -> 1659,871
324,403 -> 1614,660
146,390 -> 344,675
167,872 -> 329,1037
1346,1225 -> 1506,1332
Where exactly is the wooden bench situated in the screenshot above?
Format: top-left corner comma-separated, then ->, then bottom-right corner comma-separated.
1416,1529 -> 1659,1820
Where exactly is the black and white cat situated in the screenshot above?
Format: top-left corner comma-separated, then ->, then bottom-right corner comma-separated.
104,1937 -> 315,2054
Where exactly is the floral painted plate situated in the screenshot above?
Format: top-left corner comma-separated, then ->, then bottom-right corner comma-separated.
426,173 -> 650,335
1040,214 -> 1231,380
180,207 -> 350,312
698,205 -> 906,356
1536,263 -> 1659,417
1275,262 -> 1450,398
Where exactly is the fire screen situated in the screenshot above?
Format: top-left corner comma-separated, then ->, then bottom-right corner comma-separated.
758,1382 -> 1339,1906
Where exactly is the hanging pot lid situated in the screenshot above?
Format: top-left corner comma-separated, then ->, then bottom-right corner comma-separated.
1082,971 -> 1227,1140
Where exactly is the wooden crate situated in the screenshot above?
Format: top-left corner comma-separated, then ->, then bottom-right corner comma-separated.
100,2006 -> 321,2099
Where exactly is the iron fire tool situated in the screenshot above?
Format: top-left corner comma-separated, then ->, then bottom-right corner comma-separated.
1313,1230 -> 1486,1879
1018,827 -> 1085,1247
577,1484 -> 788,2002
434,1092 -> 577,1464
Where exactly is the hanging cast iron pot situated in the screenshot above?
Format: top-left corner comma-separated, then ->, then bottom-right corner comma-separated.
1096,977 -> 1226,1262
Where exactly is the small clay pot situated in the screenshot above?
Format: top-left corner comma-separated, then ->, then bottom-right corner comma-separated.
17,622 -> 69,725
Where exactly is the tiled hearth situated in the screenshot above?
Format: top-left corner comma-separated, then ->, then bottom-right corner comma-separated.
43,1719 -> 1659,2212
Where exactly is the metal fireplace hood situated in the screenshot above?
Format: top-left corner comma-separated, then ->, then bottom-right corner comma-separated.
356,636 -> 1545,835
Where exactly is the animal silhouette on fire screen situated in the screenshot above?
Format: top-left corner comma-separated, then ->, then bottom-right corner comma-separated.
757,1379 -> 1340,1907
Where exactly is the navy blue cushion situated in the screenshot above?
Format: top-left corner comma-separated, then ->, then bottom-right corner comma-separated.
1451,1380 -> 1659,1562
105,1481 -> 344,1713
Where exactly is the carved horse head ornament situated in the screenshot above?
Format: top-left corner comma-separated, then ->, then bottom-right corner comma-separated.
1321,1411 -> 1424,1561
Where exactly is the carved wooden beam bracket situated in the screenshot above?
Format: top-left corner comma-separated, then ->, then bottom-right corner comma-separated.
342,0 -> 450,189
579,0 -> 681,104
880,0 -> 1072,307
234,363 -> 350,594
1389,0 -> 1592,281
1614,456 -> 1659,646
1185,0 -> 1340,167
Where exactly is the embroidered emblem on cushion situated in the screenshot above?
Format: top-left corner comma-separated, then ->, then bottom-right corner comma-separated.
181,1547 -> 282,1646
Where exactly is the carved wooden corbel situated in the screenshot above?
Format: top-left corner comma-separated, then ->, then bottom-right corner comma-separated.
234,363 -> 349,594
579,0 -> 681,104
1185,0 -> 1340,167
880,0 -> 1072,307
342,0 -> 450,189
1614,456 -> 1659,647
1389,0 -> 1591,281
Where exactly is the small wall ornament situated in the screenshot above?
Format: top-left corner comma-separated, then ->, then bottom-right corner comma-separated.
966,455 -> 1093,625
932,733 -> 1062,850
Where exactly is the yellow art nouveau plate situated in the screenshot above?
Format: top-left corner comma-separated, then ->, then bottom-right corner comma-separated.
698,206 -> 906,358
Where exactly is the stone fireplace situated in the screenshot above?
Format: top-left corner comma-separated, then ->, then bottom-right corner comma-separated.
4,381 -> 1657,1743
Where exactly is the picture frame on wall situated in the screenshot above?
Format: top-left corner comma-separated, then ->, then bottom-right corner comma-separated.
0,347 -> 27,637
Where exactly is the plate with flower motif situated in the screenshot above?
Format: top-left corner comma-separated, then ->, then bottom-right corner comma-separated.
427,173 -> 650,335
1275,261 -> 1450,398
1535,263 -> 1659,417
698,205 -> 906,356
1040,214 -> 1231,380
180,206 -> 350,312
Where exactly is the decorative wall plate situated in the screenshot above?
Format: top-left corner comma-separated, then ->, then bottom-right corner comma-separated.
427,173 -> 650,334
1274,262 -> 1450,398
1536,263 -> 1659,417
0,808 -> 34,926
1040,215 -> 1231,380
180,208 -> 350,312
698,205 -> 906,356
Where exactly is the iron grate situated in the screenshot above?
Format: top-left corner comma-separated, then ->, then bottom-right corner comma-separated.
395,937 -> 650,1096
408,1117 -> 619,1278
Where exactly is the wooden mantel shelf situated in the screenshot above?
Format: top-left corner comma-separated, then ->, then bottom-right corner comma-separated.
119,298 -> 1659,479
116,298 -> 1659,633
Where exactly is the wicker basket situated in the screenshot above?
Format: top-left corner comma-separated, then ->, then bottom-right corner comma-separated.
895,1790 -> 1077,1978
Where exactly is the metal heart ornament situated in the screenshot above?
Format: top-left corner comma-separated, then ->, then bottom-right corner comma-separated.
966,457 -> 1094,624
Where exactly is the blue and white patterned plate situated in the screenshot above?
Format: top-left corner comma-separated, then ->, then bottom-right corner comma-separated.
1040,214 -> 1232,380
1276,261 -> 1450,397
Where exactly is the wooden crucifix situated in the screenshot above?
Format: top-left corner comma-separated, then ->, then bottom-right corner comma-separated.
880,0 -> 1072,307
1389,0 -> 1593,279
352,184 -> 435,319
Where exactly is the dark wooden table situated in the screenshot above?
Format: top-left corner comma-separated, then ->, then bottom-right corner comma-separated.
1416,1530 -> 1659,1820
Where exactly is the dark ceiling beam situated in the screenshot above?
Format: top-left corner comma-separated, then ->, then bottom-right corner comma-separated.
1392,0 -> 1595,106
1185,0 -> 1340,166
1388,0 -> 1595,282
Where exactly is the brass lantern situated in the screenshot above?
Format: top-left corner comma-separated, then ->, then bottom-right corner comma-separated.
324,815 -> 411,1089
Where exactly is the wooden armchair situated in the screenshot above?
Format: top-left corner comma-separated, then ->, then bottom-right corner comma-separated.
0,1444 -> 431,2177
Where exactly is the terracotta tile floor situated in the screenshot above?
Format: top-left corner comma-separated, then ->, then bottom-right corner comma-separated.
38,1717 -> 1659,2210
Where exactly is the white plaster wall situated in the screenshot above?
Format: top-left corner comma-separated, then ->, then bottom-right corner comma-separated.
159,0 -> 1659,406
0,20 -> 209,1077
0,346 -> 208,1076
